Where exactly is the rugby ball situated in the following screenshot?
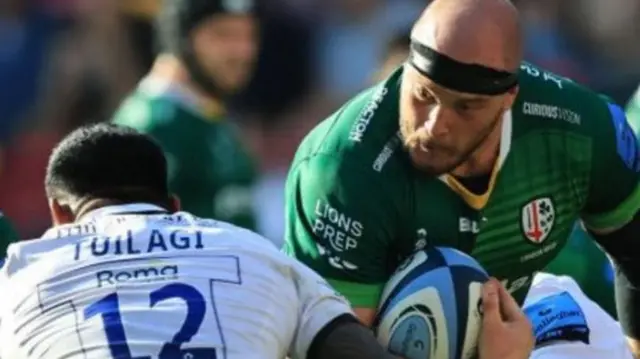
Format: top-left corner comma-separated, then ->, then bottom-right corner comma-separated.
374,247 -> 489,359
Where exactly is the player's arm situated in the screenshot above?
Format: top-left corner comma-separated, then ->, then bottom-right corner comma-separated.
308,317 -> 402,359
579,100 -> 640,355
284,153 -> 400,326
288,260 -> 400,359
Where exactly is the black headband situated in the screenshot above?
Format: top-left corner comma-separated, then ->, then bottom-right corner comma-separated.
409,40 -> 518,95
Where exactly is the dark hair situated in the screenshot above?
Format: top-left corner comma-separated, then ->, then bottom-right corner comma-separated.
45,123 -> 169,204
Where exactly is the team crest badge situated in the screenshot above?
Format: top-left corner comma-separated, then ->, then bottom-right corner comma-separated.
521,197 -> 555,244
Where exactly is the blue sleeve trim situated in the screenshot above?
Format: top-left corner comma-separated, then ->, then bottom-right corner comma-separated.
608,103 -> 640,172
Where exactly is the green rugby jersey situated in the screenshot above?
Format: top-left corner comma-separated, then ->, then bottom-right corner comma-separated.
544,225 -> 616,316
0,211 -> 19,258
284,64 -> 640,307
113,77 -> 257,230
542,86 -> 640,318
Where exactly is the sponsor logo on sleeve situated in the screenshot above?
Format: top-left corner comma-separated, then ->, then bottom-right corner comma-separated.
524,291 -> 590,346
349,86 -> 389,142
312,200 -> 362,253
312,200 -> 364,271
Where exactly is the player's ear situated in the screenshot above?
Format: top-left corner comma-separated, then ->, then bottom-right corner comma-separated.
168,194 -> 181,212
49,198 -> 75,226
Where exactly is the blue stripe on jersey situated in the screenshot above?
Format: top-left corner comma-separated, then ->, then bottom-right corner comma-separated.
608,103 -> 640,172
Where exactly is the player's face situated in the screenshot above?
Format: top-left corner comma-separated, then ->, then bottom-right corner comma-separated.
399,65 -> 512,176
191,14 -> 259,94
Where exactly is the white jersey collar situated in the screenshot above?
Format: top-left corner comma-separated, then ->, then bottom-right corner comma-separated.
37,203 -> 167,241
497,109 -> 513,168
79,203 -> 167,223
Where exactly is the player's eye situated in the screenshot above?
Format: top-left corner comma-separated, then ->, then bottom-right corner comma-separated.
414,87 -> 435,103
455,103 -> 472,112
454,100 -> 485,113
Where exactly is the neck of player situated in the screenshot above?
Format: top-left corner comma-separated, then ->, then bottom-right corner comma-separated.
451,115 -> 503,178
149,55 -> 223,111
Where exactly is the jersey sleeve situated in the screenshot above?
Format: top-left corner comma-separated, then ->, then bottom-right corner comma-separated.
580,99 -> 640,232
284,153 -> 400,308
288,260 -> 354,359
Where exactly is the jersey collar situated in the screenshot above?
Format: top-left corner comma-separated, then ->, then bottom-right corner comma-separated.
79,203 -> 168,223
38,203 -> 167,241
439,110 -> 513,210
497,109 -> 513,168
138,75 -> 225,120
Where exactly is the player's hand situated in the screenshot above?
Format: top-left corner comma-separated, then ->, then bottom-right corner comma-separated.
478,278 -> 534,359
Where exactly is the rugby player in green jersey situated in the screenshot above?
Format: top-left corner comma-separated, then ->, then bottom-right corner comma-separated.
284,0 -> 640,353
0,211 -> 19,258
377,29 -> 619,318
114,0 -> 259,229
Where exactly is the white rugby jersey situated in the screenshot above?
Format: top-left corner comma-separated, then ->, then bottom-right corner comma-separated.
0,203 -> 352,359
524,273 -> 633,359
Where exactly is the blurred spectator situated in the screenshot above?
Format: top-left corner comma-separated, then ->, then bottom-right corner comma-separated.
118,0 -> 159,73
38,0 -> 140,133
372,29 -> 410,83
232,3 -> 315,122
315,0 -> 422,101
113,0 -> 261,230
518,0 -> 588,83
0,0 -> 60,142
1,0 -> 640,253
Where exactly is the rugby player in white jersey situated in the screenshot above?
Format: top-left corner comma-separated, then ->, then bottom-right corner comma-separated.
0,124 -> 399,359
524,273 -> 634,359
0,123 -> 533,359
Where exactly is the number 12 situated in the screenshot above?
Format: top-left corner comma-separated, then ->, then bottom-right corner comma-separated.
84,283 -> 215,359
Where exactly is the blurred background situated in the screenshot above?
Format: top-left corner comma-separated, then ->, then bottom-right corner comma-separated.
0,0 -> 638,313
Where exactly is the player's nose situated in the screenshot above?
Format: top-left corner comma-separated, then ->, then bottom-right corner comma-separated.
424,105 -> 451,138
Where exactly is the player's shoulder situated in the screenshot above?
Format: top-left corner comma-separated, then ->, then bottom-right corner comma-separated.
159,213 -> 309,279
291,68 -> 408,180
514,62 -> 616,137
186,214 -> 281,250
1,213 -> 287,277
131,211 -> 291,263
112,77 -> 186,132
1,226 -> 82,278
